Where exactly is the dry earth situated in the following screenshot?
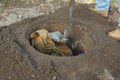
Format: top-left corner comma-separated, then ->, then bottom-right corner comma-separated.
0,0 -> 119,27
0,3 -> 120,80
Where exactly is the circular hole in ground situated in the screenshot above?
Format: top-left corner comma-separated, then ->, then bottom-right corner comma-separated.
29,22 -> 95,57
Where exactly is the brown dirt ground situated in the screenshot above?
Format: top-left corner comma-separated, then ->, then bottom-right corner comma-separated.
0,4 -> 120,80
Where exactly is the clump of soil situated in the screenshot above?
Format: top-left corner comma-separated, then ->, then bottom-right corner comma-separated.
0,4 -> 120,80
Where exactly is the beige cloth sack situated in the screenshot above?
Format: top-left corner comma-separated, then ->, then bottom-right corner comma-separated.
30,29 -> 55,53
30,29 -> 73,56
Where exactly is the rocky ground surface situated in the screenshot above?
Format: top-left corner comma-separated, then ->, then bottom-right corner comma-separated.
0,0 -> 66,26
0,0 -> 119,27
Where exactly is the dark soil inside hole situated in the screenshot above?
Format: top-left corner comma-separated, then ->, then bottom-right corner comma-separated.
0,4 -> 120,80
67,37 -> 85,55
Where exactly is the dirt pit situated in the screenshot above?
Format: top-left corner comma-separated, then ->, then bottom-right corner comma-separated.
29,23 -> 95,56
0,4 -> 120,80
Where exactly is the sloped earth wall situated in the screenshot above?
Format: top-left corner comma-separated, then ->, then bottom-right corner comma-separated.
0,4 -> 120,80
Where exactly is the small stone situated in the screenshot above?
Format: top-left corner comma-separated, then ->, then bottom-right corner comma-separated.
3,12 -> 8,16
4,51 -> 7,54
7,38 -> 9,40
8,76 -> 11,79
13,45 -> 15,47
18,14 -> 22,19
52,76 -> 57,80
31,75 -> 35,77
108,19 -> 111,22
26,2 -> 30,4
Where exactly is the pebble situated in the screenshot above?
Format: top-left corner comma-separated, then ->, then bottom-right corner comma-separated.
26,2 -> 30,4
52,76 -> 57,80
31,75 -> 35,77
108,19 -> 111,22
4,51 -> 7,54
8,76 -> 11,79
18,14 -> 22,19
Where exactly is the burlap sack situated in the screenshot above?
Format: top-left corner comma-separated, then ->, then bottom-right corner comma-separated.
30,29 -> 73,56
54,42 -> 73,56
30,29 -> 55,53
